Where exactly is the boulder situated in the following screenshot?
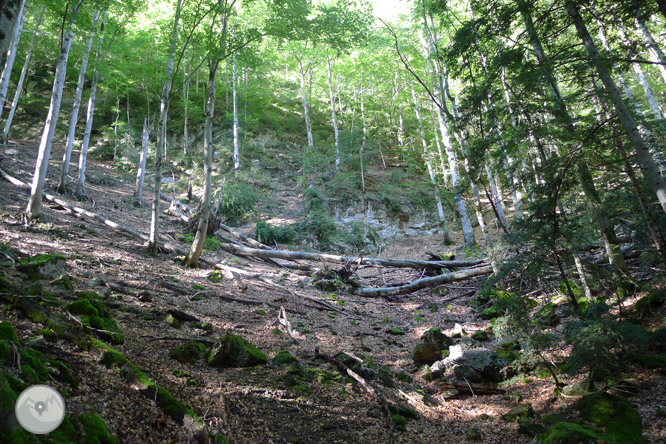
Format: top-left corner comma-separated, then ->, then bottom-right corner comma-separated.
16,254 -> 67,280
574,392 -> 644,444
421,327 -> 452,350
207,334 -> 268,368
412,343 -> 441,365
501,404 -> 534,423
431,344 -> 508,383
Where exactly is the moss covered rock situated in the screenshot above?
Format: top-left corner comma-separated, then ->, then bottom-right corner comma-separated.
574,392 -> 644,444
412,343 -> 441,365
535,302 -> 560,327
537,422 -> 606,444
170,341 -> 207,364
501,404 -> 534,423
78,413 -> 120,444
634,290 -> 666,314
207,334 -> 268,368
273,351 -> 298,366
68,295 -> 124,344
420,327 -> 452,350
16,253 -> 66,280
0,322 -> 18,344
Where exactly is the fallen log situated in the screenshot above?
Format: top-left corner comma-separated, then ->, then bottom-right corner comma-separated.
352,265 -> 494,297
218,243 -> 487,270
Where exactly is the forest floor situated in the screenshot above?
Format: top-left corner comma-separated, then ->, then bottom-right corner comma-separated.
1,140 -> 665,444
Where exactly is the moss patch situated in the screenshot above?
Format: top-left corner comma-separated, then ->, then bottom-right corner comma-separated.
170,341 -> 207,364
207,334 -> 268,368
273,351 -> 298,366
575,392 -> 644,444
0,322 -> 18,344
538,422 -> 606,444
78,413 -> 120,444
634,290 -> 666,314
68,295 -> 124,344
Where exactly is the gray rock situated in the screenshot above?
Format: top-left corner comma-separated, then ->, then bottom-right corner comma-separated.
432,344 -> 508,383
207,334 -> 268,368
502,404 -> 535,423
26,335 -> 46,349
518,422 -> 546,437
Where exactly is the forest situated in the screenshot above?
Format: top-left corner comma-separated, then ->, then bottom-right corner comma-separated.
0,0 -> 665,442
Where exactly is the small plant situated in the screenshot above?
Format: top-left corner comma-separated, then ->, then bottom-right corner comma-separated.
217,182 -> 258,224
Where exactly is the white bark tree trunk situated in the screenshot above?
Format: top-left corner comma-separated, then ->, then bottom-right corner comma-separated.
0,0 -> 26,118
232,34 -> 239,176
135,116 -> 150,204
75,12 -> 107,198
26,0 -> 83,219
58,9 -> 100,193
149,0 -> 183,254
411,85 -> 452,244
2,7 -> 43,144
327,56 -> 340,170
298,63 -> 313,147
0,0 -> 24,69
635,13 -> 666,86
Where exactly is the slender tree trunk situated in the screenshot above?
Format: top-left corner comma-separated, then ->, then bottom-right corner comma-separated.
183,53 -> 189,155
299,67 -> 313,147
26,0 -> 83,219
0,0 -> 24,69
2,7 -> 43,144
58,10 -> 100,193
75,12 -> 107,198
565,0 -> 666,215
187,2 -> 229,267
232,31 -> 239,176
598,17 -> 666,175
484,163 -> 506,229
135,116 -> 150,204
149,0 -> 183,254
500,67 -> 523,219
635,11 -> 666,85
411,85 -> 452,244
519,0 -> 636,286
0,0 -> 25,118
187,61 -> 219,266
360,74 -> 366,193
327,56 -> 340,170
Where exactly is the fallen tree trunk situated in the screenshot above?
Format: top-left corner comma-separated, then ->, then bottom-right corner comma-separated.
218,243 -> 487,270
353,265 -> 494,297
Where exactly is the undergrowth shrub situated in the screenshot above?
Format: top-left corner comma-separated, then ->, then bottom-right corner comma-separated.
217,183 -> 258,224
255,221 -> 296,245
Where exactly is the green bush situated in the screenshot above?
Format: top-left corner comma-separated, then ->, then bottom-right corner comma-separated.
217,183 -> 258,224
256,221 -> 296,245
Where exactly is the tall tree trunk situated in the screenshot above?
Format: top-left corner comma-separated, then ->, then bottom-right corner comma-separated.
0,0 -> 24,69
327,56 -> 340,171
232,34 -> 239,176
598,17 -> 666,175
187,61 -> 219,266
500,67 -> 524,219
2,7 -> 43,143
187,2 -> 229,267
135,116 -> 150,204
0,0 -> 25,118
58,9 -> 100,193
149,0 -> 183,254
75,12 -> 107,198
411,84 -> 452,244
26,0 -> 83,219
299,67 -> 313,147
564,0 -> 666,215
634,10 -> 666,85
182,49 -> 189,155
519,0 -> 635,286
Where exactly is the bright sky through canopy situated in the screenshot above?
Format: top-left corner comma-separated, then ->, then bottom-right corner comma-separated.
370,0 -> 411,23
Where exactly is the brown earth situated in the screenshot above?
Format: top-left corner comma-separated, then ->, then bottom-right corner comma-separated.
1,140 -> 665,443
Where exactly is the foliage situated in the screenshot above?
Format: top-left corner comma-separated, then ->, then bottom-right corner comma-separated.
216,183 -> 258,224
256,221 -> 296,245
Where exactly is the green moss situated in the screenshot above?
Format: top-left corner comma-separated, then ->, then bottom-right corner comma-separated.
20,365 -> 40,383
634,290 -> 666,314
0,322 -> 18,344
207,334 -> 268,368
575,392 -> 644,444
391,414 -> 406,431
68,299 -> 99,317
537,422 -> 606,444
0,272 -> 15,292
170,341 -> 207,364
480,305 -> 501,320
255,309 -> 266,316
273,351 -> 298,365
48,359 -> 79,388
19,347 -> 49,380
535,302 -> 560,326
208,271 -> 222,283
51,274 -> 75,291
471,331 -> 489,341
634,354 -> 666,369
387,327 -> 404,335
49,416 -> 79,443
496,348 -> 521,363
142,384 -> 194,423
78,413 -> 119,444
395,371 -> 412,383
16,253 -> 65,268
